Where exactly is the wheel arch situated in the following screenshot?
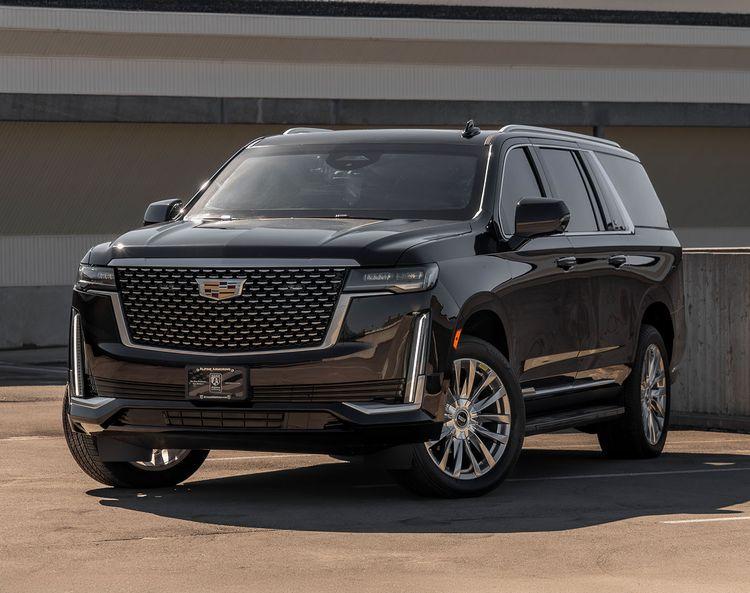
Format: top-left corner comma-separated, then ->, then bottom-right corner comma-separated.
640,300 -> 674,361
454,294 -> 511,363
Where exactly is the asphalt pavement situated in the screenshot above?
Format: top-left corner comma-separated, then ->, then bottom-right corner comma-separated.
1,377 -> 749,593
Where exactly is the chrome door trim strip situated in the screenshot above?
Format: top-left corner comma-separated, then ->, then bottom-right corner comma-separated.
523,345 -> 620,372
523,379 -> 619,400
87,289 -> 389,357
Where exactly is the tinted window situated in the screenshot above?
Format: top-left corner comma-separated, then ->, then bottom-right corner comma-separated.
538,148 -> 599,232
187,144 -> 483,221
499,148 -> 543,234
597,153 -> 669,228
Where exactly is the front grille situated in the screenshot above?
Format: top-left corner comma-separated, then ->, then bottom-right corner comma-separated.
115,267 -> 347,352
251,380 -> 404,404
95,377 -> 404,403
115,409 -> 341,430
96,378 -> 184,400
118,409 -> 285,429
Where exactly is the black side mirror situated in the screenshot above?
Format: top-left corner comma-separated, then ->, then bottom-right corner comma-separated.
514,198 -> 570,239
143,199 -> 182,226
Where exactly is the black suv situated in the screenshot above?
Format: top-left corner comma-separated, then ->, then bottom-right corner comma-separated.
64,124 -> 685,497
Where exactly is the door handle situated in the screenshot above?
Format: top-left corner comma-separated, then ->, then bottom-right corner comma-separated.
608,254 -> 627,268
556,256 -> 578,271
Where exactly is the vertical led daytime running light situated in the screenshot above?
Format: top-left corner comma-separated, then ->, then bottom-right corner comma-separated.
71,312 -> 85,398
405,313 -> 430,404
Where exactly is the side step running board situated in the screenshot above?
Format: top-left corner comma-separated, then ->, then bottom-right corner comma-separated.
525,405 -> 625,436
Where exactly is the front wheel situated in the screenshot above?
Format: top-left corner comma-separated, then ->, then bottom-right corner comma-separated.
63,390 -> 209,488
392,336 -> 525,498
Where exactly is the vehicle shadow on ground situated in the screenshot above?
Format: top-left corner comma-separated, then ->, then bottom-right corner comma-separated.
90,448 -> 750,534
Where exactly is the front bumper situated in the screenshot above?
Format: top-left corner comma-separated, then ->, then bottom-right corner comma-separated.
68,396 -> 442,456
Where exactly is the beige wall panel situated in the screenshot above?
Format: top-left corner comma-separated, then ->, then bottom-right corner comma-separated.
606,127 -> 750,238
0,122 -> 285,235
3,123 -> 749,247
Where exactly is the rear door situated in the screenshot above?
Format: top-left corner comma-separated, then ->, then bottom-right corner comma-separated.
567,151 -> 675,382
494,142 -> 585,388
560,149 -> 645,384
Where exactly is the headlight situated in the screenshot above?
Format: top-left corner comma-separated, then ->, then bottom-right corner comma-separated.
344,264 -> 438,293
77,265 -> 116,290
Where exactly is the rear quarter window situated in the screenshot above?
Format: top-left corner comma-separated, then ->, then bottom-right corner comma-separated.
597,153 -> 669,229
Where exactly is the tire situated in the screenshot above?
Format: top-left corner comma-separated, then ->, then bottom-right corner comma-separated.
392,336 -> 525,498
62,389 -> 209,488
597,324 -> 670,459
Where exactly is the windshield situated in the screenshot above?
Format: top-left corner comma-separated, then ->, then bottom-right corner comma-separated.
186,143 -> 485,221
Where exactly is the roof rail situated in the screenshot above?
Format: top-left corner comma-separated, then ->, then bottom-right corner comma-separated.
282,127 -> 333,135
498,125 -> 621,148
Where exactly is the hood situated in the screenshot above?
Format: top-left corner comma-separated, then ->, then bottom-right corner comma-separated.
89,217 -> 471,267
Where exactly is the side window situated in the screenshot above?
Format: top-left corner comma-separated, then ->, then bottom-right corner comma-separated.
499,147 -> 544,235
538,148 -> 599,232
597,153 -> 669,229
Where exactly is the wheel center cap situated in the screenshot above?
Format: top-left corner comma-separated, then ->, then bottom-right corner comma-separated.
455,409 -> 470,428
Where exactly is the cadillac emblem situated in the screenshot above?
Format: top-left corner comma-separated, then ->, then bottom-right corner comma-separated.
196,277 -> 246,301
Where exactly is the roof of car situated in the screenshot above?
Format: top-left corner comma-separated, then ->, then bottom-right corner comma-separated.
254,125 -> 632,156
257,128 -> 493,146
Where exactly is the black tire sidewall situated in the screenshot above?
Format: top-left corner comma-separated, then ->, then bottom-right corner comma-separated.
625,324 -> 671,455
410,336 -> 525,497
63,389 -> 209,488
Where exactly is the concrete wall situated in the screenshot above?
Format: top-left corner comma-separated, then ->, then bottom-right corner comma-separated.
672,251 -> 750,431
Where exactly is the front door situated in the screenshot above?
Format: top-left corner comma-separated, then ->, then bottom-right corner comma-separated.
493,143 -> 587,388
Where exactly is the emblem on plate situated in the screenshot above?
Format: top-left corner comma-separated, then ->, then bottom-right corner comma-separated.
196,277 -> 246,301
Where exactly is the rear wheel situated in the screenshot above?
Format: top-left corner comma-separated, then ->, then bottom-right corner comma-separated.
392,336 -> 525,498
62,390 -> 209,488
597,324 -> 670,458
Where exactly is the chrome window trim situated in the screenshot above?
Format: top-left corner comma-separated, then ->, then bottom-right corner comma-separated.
498,125 -> 621,149
472,143 -> 494,220
88,288 -> 388,357
495,143 -> 636,241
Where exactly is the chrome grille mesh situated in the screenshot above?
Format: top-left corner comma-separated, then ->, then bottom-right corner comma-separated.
115,267 -> 347,352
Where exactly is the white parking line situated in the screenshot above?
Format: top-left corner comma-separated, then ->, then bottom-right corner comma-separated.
661,516 -> 750,524
0,435 -> 60,441
524,438 -> 750,450
508,466 -> 750,482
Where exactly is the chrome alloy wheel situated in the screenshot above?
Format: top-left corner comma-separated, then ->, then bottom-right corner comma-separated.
425,358 -> 511,480
132,449 -> 190,471
641,344 -> 667,446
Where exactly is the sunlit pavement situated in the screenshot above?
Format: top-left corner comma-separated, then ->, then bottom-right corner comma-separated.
2,387 -> 749,593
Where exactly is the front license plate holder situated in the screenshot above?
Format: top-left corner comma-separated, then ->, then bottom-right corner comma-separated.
186,366 -> 248,401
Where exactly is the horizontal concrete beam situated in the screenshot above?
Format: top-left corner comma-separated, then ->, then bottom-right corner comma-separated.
4,94 -> 750,127
4,1 -> 750,26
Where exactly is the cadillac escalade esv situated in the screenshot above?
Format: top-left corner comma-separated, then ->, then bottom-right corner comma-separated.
64,123 -> 685,497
